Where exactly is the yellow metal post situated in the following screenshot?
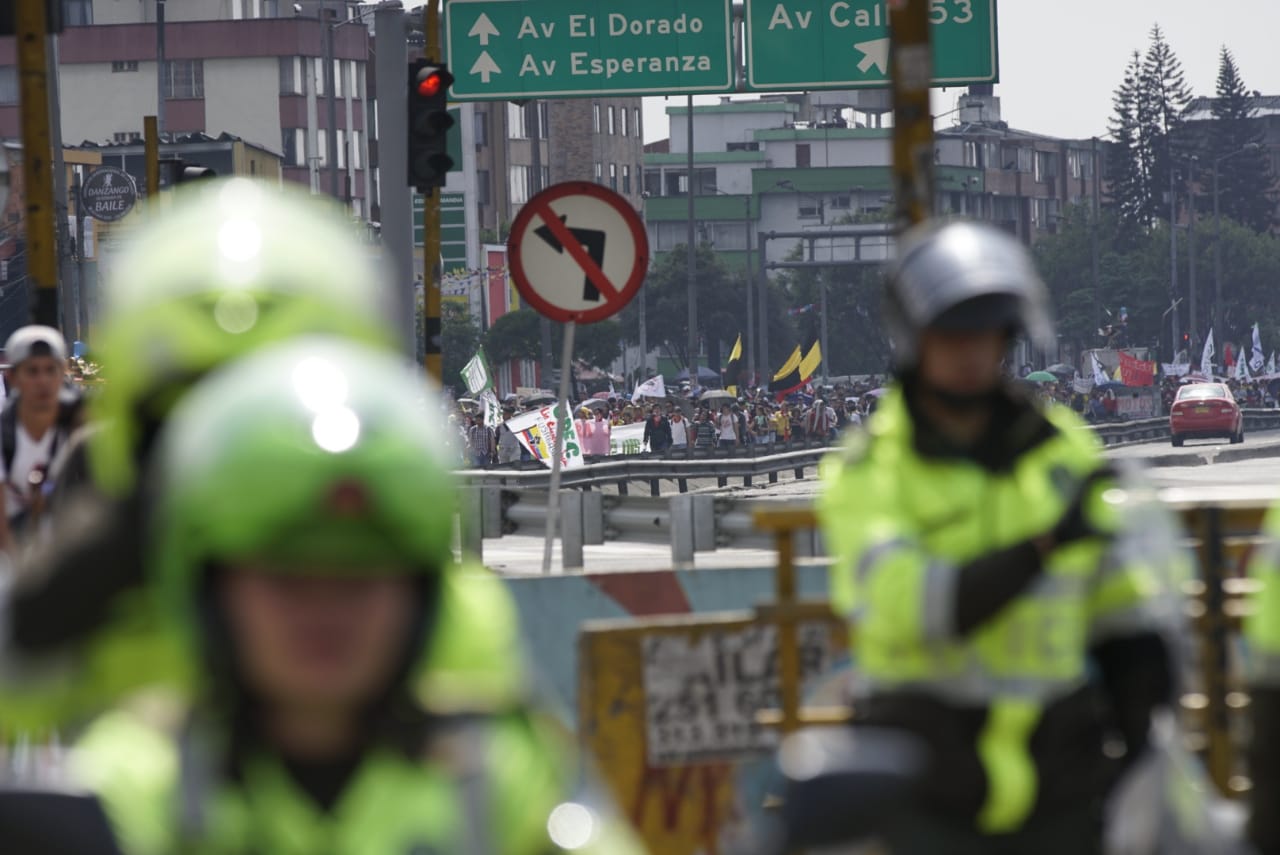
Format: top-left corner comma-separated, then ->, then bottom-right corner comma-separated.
888,0 -> 934,229
16,0 -> 58,326
144,116 -> 159,211
421,0 -> 444,382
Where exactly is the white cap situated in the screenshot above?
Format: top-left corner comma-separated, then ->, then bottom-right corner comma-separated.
4,325 -> 68,366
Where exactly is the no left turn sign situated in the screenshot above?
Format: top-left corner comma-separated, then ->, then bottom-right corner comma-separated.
508,182 -> 649,324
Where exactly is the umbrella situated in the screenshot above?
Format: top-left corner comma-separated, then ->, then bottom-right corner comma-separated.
700,389 -> 737,403
1045,363 -> 1075,377
583,398 -> 610,410
1025,371 -> 1058,383
590,390 -> 612,400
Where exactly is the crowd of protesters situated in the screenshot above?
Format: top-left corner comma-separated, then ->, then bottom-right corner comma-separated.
451,376 -> 893,468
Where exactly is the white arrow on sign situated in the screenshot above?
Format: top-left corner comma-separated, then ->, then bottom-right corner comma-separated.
854,38 -> 890,75
468,13 -> 500,46
470,51 -> 502,83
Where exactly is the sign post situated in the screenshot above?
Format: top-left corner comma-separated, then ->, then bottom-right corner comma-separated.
444,0 -> 735,100
508,181 -> 648,572
743,0 -> 997,91
80,167 -> 138,223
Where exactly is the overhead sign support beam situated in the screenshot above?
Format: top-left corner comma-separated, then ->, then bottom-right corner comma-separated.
16,0 -> 59,326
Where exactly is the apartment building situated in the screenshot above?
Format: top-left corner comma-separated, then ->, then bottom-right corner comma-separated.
642,89 -> 1108,269
0,0 -> 372,212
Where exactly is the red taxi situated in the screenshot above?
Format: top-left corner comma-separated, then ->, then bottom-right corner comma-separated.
1169,383 -> 1243,446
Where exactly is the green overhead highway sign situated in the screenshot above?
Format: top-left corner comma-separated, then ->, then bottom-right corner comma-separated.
444,0 -> 735,100
744,0 -> 998,91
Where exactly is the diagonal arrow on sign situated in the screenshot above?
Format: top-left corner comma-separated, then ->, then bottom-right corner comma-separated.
535,216 -> 608,301
470,51 -> 501,83
467,12 -> 499,46
854,38 -> 890,75
528,202 -> 621,302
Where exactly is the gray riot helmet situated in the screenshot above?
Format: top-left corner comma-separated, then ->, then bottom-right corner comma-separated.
884,220 -> 1054,368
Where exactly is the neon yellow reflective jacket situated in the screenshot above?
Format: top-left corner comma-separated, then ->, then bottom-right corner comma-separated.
818,388 -> 1173,833
70,690 -> 645,855
1247,505 -> 1280,684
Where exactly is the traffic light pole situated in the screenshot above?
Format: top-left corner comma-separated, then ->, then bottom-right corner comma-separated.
888,0 -> 934,230
420,0 -> 444,382
16,0 -> 59,326
373,3 -> 416,358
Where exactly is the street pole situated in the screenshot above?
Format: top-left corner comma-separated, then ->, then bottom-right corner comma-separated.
322,0 -> 338,198
685,95 -> 698,378
819,275 -> 829,385
16,0 -> 59,326
758,228 -> 768,383
1213,162 -> 1222,334
1187,161 -> 1197,354
73,171 -> 88,336
1091,137 -> 1101,341
1169,158 -> 1179,357
156,0 -> 166,135
373,2 -> 416,357
542,320 -> 576,574
744,195 -> 754,388
47,29 -> 72,333
529,100 -> 552,389
419,0 -> 442,378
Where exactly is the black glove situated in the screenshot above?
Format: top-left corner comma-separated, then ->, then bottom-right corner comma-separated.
1051,466 -> 1116,548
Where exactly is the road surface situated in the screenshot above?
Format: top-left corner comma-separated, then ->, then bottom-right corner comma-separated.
484,431 -> 1280,575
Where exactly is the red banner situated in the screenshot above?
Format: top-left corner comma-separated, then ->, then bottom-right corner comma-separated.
1118,351 -> 1156,387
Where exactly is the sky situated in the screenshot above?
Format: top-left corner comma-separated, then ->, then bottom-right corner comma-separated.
636,0 -> 1280,143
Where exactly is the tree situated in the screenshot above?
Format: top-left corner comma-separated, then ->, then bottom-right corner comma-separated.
1106,52 -> 1147,236
482,307 -> 541,364
482,307 -> 621,375
1209,47 -> 1276,234
771,244 -> 890,376
619,243 -> 791,373
1137,24 -> 1193,227
1035,203 -> 1280,363
441,300 -> 482,396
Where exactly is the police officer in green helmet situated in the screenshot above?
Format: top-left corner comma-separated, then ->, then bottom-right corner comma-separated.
0,179 -> 515,731
63,338 -> 643,854
816,220 -> 1177,854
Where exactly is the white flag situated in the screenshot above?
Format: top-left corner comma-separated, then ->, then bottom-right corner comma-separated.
1234,350 -> 1248,381
1269,352 -> 1277,375
479,389 -> 502,428
1091,352 -> 1109,386
460,350 -> 492,396
632,375 -> 666,403
1252,323 -> 1266,372
1200,329 -> 1215,379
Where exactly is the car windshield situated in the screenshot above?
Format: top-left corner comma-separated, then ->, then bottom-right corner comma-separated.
1177,385 -> 1229,400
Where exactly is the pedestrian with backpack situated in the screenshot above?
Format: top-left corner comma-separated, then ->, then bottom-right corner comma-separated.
0,326 -> 81,551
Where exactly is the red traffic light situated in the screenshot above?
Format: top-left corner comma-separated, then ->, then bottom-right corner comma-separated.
417,72 -> 443,98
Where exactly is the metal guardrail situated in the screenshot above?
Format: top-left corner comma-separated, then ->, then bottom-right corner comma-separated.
1093,408 -> 1280,447
458,410 -> 1280,497
459,442 -> 833,495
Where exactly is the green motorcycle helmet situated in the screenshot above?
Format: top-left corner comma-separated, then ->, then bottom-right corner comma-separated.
89,178 -> 401,498
149,337 -> 457,610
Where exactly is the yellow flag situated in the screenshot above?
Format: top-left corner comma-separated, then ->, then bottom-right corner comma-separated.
772,346 -> 803,382
798,340 -> 822,381
727,334 -> 743,364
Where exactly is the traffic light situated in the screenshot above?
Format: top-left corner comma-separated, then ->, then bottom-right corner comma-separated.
408,60 -> 455,192
159,158 -> 217,188
0,0 -> 64,36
